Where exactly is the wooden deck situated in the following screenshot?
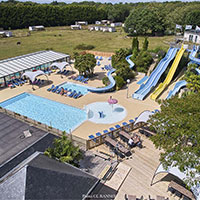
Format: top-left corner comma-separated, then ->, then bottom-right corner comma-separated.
94,132 -> 179,200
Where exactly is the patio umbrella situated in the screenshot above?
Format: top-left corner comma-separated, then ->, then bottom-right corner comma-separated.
108,96 -> 118,111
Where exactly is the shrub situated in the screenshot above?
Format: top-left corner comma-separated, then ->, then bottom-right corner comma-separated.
74,44 -> 95,50
102,76 -> 109,86
114,76 -> 125,90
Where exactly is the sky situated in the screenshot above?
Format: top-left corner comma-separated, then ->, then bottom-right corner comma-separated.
3,0 -> 200,3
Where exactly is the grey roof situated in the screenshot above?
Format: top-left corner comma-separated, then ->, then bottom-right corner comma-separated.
0,154 -> 100,200
0,111 -> 56,177
0,167 -> 26,200
0,50 -> 69,78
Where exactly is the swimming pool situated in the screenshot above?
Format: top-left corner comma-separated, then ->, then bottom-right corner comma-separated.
59,82 -> 89,95
0,93 -> 87,133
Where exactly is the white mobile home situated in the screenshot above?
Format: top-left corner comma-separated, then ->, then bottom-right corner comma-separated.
75,21 -> 88,26
71,25 -> 82,30
101,20 -> 111,25
184,30 -> 200,44
0,31 -> 12,37
29,25 -> 45,31
110,22 -> 122,27
102,27 -> 116,32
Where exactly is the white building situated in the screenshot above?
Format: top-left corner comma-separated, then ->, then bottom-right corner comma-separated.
88,26 -> 116,32
95,21 -> 101,25
101,20 -> 111,25
102,27 -> 116,32
29,25 -> 45,31
71,25 -> 82,30
184,30 -> 200,44
0,31 -> 12,37
75,21 -> 88,26
110,22 -> 122,27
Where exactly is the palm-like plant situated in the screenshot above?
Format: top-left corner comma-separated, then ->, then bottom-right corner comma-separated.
44,132 -> 83,167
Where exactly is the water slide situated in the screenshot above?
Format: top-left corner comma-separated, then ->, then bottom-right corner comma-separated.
189,45 -> 200,65
132,47 -> 178,100
150,46 -> 185,100
166,80 -> 187,99
88,55 -> 134,93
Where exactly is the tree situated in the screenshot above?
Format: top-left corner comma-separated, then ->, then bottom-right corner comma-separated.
148,93 -> 200,187
115,64 -> 135,81
143,37 -> 149,51
132,37 -> 139,53
74,53 -> 96,76
44,132 -> 83,167
114,75 -> 125,90
184,64 -> 200,93
185,10 -> 200,27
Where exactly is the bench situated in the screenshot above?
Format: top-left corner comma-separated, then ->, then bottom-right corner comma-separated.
94,151 -> 110,160
98,165 -> 111,180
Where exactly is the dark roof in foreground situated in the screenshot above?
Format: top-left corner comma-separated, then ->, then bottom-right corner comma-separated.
0,111 -> 48,166
0,154 -> 100,200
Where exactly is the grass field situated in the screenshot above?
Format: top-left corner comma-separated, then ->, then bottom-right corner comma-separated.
0,26 -> 174,60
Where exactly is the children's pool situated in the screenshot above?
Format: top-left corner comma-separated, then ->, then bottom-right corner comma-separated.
59,82 -> 89,95
0,93 -> 87,133
84,102 -> 127,124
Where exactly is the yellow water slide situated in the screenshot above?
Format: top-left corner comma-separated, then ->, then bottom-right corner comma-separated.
150,46 -> 185,100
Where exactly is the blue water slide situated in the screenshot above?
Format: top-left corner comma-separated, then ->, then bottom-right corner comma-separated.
126,55 -> 135,69
88,55 -> 134,93
166,80 -> 187,99
189,45 -> 200,65
132,47 -> 178,100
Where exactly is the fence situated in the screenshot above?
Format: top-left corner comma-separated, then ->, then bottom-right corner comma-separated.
0,107 -> 86,148
84,50 -> 115,57
86,121 -> 146,150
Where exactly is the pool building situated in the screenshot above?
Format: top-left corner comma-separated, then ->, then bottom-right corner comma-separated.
0,50 -> 70,88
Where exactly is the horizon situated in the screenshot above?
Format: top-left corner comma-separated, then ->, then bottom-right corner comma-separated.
2,0 -> 200,4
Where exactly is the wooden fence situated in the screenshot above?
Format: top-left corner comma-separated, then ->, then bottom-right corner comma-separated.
0,107 -> 86,148
85,50 -> 115,57
86,121 -> 146,150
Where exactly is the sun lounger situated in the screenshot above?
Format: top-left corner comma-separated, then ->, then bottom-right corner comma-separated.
103,130 -> 109,134
73,92 -> 81,99
115,124 -> 121,129
88,134 -> 96,142
12,80 -> 19,86
63,70 -> 69,75
109,127 -> 115,131
129,119 -> 134,123
8,83 -> 15,89
75,75 -> 81,81
52,86 -> 59,93
68,90 -> 76,97
82,78 -> 89,83
47,85 -> 55,91
95,56 -> 99,60
56,88 -> 62,94
96,132 -> 101,137
79,76 -> 85,82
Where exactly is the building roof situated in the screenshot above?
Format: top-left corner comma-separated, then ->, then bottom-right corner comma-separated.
0,50 -> 69,78
0,111 -> 57,178
185,29 -> 200,35
0,153 -> 99,200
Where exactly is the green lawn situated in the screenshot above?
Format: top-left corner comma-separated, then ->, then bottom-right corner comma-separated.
0,26 -> 174,60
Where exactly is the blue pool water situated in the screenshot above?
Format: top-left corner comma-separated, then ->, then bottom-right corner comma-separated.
59,82 -> 89,95
0,93 -> 87,133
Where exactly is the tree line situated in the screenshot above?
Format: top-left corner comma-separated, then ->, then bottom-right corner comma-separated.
1,0 -> 200,33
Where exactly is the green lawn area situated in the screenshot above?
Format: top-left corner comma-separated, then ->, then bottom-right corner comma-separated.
0,26 -> 174,60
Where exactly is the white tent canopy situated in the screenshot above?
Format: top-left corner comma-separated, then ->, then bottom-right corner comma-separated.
152,163 -> 200,200
134,110 -> 153,125
50,62 -> 68,72
21,70 -> 47,82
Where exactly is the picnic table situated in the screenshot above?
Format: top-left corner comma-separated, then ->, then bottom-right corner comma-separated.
119,130 -> 132,140
105,137 -> 129,154
140,127 -> 156,136
168,181 -> 195,200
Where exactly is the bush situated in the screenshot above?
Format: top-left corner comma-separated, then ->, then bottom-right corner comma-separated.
114,76 -> 125,90
74,44 -> 95,50
102,76 -> 109,86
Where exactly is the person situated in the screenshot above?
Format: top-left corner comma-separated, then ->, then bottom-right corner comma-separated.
128,137 -> 134,147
